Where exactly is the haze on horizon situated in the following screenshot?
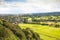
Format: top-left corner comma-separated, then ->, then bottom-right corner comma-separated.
0,0 -> 60,14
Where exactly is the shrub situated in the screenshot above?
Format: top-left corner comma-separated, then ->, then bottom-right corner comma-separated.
2,20 -> 27,40
0,19 -> 41,40
54,24 -> 60,28
0,20 -> 3,25
23,28 -> 41,40
0,24 -> 20,40
22,28 -> 33,40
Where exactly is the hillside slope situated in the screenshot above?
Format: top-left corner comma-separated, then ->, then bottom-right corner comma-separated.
0,19 -> 41,40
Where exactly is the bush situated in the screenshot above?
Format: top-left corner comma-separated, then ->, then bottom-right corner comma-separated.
22,28 -> 33,40
0,20 -> 3,25
0,24 -> 20,40
54,24 -> 60,28
23,28 -> 41,40
2,20 -> 27,40
0,19 -> 41,40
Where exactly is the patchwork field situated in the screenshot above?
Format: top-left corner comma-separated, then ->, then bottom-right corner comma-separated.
18,23 -> 60,40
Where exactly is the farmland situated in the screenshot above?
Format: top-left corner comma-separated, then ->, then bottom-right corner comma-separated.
19,23 -> 60,40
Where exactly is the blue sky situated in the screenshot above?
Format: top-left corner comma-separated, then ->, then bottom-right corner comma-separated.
0,0 -> 60,14
5,0 -> 26,2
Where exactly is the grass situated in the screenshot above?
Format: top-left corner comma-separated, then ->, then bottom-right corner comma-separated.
18,23 -> 60,40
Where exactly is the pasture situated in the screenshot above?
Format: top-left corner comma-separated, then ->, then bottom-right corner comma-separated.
18,23 -> 60,40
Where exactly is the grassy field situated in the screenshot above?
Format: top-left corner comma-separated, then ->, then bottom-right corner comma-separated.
18,23 -> 60,40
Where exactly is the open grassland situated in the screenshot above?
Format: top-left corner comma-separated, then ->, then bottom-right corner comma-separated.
18,23 -> 60,40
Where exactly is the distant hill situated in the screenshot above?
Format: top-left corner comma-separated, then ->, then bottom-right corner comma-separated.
0,12 -> 60,16
21,12 -> 60,16
31,12 -> 60,16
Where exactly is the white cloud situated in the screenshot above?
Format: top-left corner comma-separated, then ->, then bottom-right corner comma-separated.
9,2 -> 60,13
0,5 -> 22,14
27,0 -> 57,3
0,0 -> 60,14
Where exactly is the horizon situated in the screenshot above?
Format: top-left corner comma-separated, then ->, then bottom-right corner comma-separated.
0,12 -> 60,15
0,0 -> 60,14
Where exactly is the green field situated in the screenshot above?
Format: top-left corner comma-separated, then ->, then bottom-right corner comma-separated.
18,23 -> 60,40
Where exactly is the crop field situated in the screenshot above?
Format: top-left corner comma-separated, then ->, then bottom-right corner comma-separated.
18,23 -> 60,40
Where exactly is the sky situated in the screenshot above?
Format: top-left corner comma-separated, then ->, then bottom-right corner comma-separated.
0,0 -> 60,14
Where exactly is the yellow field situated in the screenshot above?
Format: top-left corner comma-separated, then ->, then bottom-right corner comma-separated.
18,23 -> 60,40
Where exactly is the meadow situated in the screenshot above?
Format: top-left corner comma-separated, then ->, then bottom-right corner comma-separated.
18,23 -> 60,40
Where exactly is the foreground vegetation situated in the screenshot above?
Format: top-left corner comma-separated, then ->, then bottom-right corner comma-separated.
0,19 -> 40,40
19,23 -> 60,40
